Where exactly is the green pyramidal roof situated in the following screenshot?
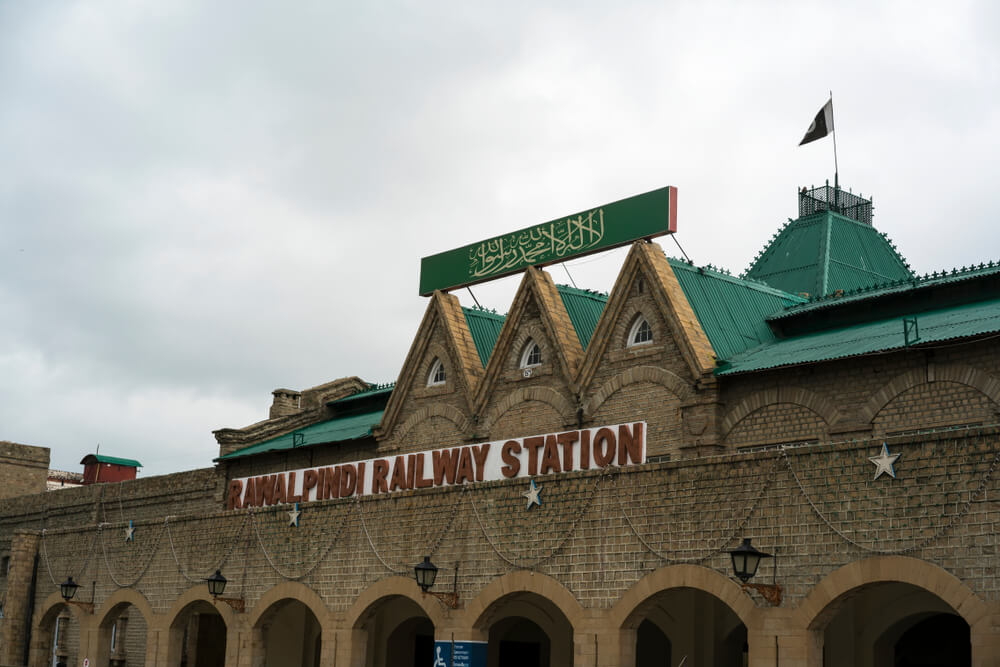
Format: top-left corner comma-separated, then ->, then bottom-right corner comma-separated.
743,211 -> 913,297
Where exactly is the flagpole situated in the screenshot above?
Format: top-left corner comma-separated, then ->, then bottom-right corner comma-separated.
830,90 -> 839,190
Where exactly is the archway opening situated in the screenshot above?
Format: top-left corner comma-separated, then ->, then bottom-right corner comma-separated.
636,620 -> 670,667
256,599 -> 322,667
893,613 -> 969,667
354,595 -> 433,667
30,604 -> 80,667
477,591 -> 573,667
628,587 -> 745,667
168,600 -> 227,667
98,602 -> 149,667
815,582 -> 970,667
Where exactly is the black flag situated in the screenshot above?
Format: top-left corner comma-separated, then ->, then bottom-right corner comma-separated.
799,99 -> 834,145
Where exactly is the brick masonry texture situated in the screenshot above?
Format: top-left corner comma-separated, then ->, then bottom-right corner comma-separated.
5,245 -> 1000,665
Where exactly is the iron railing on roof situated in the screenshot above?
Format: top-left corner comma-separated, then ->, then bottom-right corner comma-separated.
798,184 -> 873,225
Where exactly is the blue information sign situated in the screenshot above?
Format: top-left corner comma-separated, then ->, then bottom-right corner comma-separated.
432,640 -> 487,667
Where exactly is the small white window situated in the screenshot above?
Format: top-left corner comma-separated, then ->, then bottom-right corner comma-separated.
427,358 -> 446,386
520,340 -> 542,368
628,317 -> 653,347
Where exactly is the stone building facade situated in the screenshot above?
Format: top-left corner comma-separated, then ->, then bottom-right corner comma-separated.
1,186 -> 999,667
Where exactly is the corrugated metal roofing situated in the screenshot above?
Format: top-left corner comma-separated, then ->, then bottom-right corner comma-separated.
329,384 -> 394,405
718,297 -> 1000,375
771,263 -> 1000,320
668,259 -> 805,360
463,307 -> 505,367
744,212 -> 912,297
217,409 -> 384,460
556,285 -> 608,350
81,454 -> 142,467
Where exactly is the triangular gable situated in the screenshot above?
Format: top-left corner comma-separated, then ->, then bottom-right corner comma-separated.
473,266 -> 585,411
377,291 -> 483,439
577,241 -> 716,390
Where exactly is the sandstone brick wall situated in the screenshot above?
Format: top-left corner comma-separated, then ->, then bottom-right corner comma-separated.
16,425 -> 1000,627
0,442 -> 49,500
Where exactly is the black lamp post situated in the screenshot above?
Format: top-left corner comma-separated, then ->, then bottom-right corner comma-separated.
59,576 -> 93,613
730,538 -> 769,582
728,538 -> 782,606
205,570 -> 244,612
413,555 -> 459,608
206,570 -> 227,597
414,556 -> 438,592
59,577 -> 79,602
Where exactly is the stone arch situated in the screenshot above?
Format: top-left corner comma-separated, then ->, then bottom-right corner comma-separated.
458,570 -> 586,631
859,364 -> 1000,425
481,386 -> 575,434
617,303 -> 664,351
343,576 -> 447,630
30,593 -> 89,667
395,402 -> 472,444
164,584 -> 236,667
248,581 -> 332,629
720,385 -> 841,436
510,324 -> 552,372
586,366 -> 694,418
95,587 -> 155,629
609,564 -> 758,631
165,583 -> 237,630
794,556 -> 990,632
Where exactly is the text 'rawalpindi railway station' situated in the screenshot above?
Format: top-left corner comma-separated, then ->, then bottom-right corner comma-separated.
2,183 -> 1000,667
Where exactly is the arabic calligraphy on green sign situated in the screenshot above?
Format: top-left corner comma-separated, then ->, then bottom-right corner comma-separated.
419,186 -> 676,295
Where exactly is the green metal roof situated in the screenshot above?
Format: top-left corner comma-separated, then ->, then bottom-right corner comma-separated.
743,211 -> 912,297
329,383 -> 394,406
556,285 -> 608,350
668,259 -> 806,359
217,409 -> 384,460
770,262 -> 1000,320
718,297 -> 1000,375
463,307 -> 505,367
81,454 -> 142,468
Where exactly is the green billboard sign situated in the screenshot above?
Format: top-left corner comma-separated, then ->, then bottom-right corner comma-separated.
419,186 -> 677,295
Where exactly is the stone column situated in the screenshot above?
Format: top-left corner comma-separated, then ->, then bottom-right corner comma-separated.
971,608 -> 1000,667
1,530 -> 41,667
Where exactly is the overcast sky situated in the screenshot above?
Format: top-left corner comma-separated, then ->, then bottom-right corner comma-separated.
1,1 -> 998,477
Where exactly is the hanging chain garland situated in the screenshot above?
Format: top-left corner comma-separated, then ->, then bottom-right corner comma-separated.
250,503 -> 352,581
165,512 -> 251,583
781,439 -> 1000,554
40,527 -> 100,587
469,471 -> 607,569
99,521 -> 164,588
617,456 -> 777,564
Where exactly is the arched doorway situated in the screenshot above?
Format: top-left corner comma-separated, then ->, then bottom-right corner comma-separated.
167,600 -> 227,667
97,601 -> 149,667
354,595 -> 434,667
477,591 -> 574,667
255,599 -> 322,667
819,582 -> 970,667
628,587 -> 746,667
30,603 -> 81,667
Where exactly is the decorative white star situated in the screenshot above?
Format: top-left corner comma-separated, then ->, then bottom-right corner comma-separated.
869,443 -> 901,480
124,520 -> 134,542
288,502 -> 301,527
523,479 -> 542,510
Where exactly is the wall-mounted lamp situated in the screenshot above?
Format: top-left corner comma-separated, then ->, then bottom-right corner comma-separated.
205,570 -> 245,612
729,538 -> 782,606
413,556 -> 460,608
59,577 -> 94,613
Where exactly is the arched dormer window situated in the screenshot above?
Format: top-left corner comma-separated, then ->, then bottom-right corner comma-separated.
520,340 -> 542,368
427,358 -> 446,386
628,316 -> 653,347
